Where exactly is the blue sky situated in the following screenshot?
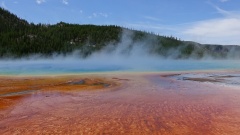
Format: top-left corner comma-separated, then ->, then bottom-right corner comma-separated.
1,0 -> 240,45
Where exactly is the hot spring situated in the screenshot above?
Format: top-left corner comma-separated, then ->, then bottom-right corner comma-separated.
0,58 -> 240,75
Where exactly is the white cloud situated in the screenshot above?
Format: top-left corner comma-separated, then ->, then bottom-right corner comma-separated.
215,6 -> 231,16
143,16 -> 161,21
180,6 -> 240,45
62,0 -> 68,5
220,0 -> 229,2
124,6 -> 240,45
88,12 -> 108,19
98,13 -> 108,18
36,0 -> 45,4
182,18 -> 240,45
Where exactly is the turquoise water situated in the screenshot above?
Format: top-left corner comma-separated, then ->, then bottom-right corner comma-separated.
0,59 -> 240,75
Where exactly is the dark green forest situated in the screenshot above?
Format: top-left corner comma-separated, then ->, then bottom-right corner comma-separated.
0,7 -> 240,59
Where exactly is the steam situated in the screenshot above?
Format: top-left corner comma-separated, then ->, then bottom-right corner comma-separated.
0,29 -> 240,75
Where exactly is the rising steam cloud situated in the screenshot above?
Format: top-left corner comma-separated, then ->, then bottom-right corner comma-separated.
0,30 -> 240,75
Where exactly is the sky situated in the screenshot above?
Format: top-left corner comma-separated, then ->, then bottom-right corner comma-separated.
0,0 -> 240,45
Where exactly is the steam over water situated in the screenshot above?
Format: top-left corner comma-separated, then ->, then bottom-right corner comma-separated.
1,29 -> 240,75
0,58 -> 240,75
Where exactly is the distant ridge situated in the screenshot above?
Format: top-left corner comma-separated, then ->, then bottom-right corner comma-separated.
0,7 -> 240,59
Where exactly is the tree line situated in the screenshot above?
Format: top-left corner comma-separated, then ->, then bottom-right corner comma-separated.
1,7 -> 239,59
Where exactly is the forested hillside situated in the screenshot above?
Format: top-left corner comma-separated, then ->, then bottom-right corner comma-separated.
0,7 -> 240,59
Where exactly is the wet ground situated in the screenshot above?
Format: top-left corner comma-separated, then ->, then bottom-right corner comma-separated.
1,72 -> 240,134
168,71 -> 240,87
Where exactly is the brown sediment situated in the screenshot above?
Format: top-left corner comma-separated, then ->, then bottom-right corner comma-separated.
184,77 -> 222,83
1,72 -> 240,134
0,95 -> 26,110
210,75 -> 235,78
0,76 -> 116,93
112,77 -> 130,81
160,73 -> 181,77
0,76 -> 117,111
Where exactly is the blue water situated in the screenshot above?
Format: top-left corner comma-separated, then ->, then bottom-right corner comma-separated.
0,59 -> 240,75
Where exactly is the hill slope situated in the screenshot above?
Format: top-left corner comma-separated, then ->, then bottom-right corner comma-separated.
0,7 -> 240,59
